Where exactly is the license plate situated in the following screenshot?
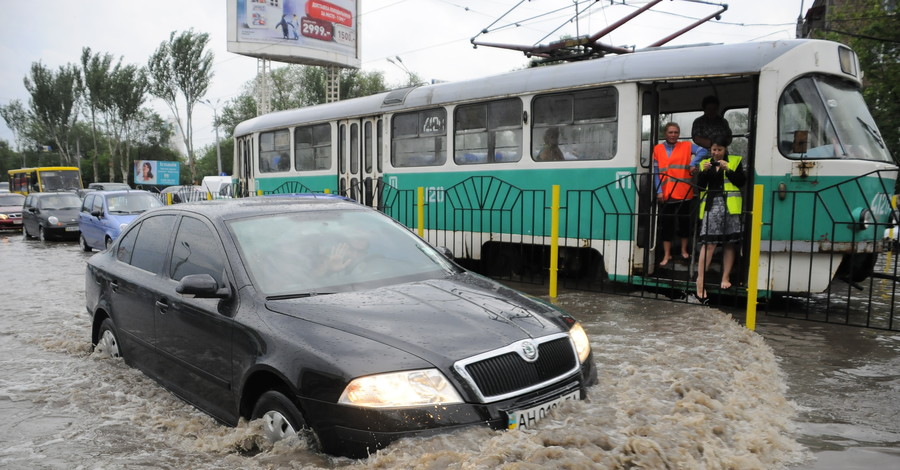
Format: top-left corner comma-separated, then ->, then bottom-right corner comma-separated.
65,226 -> 79,231
507,390 -> 580,430
13,220 -> 22,225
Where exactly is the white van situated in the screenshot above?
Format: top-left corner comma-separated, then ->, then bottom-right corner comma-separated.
200,176 -> 233,199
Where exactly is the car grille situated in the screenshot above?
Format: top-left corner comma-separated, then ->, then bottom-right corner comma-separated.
454,334 -> 580,403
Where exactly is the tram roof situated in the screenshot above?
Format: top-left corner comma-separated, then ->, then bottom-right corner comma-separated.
236,39 -> 813,136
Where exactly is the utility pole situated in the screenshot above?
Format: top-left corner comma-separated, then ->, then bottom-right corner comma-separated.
204,99 -> 223,175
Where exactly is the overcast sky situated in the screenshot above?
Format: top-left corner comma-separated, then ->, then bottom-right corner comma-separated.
0,0 -> 805,152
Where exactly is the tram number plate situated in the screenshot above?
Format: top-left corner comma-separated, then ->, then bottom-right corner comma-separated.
507,390 -> 579,430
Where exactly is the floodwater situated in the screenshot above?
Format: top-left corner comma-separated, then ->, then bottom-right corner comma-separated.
0,232 -> 896,469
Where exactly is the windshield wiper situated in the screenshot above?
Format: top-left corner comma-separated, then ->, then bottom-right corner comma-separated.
266,292 -> 334,300
857,117 -> 885,149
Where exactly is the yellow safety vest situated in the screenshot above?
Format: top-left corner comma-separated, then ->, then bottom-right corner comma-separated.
698,156 -> 743,219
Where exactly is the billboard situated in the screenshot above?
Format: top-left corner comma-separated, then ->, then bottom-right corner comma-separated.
134,160 -> 180,186
227,0 -> 360,69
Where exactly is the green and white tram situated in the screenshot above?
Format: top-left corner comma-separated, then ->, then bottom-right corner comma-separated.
233,39 -> 897,295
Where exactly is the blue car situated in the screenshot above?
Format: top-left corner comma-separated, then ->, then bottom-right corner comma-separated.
78,190 -> 163,251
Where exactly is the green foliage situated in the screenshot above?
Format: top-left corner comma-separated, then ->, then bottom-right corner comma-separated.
814,0 -> 900,168
23,61 -> 83,165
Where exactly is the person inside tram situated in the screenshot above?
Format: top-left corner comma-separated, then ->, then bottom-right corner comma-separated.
691,95 -> 732,150
653,122 -> 707,267
537,127 -> 564,162
695,135 -> 746,301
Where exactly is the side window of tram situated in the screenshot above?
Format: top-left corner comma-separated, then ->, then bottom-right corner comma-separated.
454,99 -> 523,164
391,108 -> 447,167
259,129 -> 291,173
532,87 -> 618,161
295,123 -> 332,171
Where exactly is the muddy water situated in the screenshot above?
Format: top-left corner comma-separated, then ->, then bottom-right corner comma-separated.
1,234 -> 810,468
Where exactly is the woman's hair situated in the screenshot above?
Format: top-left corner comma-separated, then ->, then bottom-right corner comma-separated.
142,162 -> 153,178
710,135 -> 730,150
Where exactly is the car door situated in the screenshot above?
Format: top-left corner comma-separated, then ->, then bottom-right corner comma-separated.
79,194 -> 102,247
108,214 -> 177,373
22,195 -> 35,236
155,214 -> 236,420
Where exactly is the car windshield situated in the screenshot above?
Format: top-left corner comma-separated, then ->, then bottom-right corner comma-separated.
106,193 -> 164,214
0,194 -> 25,205
38,194 -> 81,210
229,208 -> 457,297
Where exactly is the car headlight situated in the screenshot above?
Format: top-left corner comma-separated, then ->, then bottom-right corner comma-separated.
568,322 -> 591,364
48,216 -> 59,225
0,214 -> 8,220
338,368 -> 463,408
119,223 -> 129,231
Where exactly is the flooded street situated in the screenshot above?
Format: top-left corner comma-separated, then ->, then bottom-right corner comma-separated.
0,232 -> 897,469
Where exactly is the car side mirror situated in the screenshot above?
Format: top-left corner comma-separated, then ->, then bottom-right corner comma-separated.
91,209 -> 102,218
437,246 -> 454,259
176,274 -> 230,299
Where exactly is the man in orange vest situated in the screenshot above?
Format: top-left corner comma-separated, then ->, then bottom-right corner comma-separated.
653,122 -> 707,266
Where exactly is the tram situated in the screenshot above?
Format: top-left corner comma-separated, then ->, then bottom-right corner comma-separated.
232,39 -> 898,295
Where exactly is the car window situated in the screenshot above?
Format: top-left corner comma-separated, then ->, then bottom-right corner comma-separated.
129,215 -> 176,273
92,196 -> 103,213
170,216 -> 224,285
81,195 -> 94,212
116,222 -> 139,263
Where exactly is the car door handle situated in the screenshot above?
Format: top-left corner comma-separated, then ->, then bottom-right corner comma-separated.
109,280 -> 118,293
156,298 -> 169,313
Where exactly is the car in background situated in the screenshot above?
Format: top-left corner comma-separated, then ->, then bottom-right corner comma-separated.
159,185 -> 207,204
0,182 -> 10,193
0,193 -> 26,230
85,196 -> 596,458
22,192 -> 82,241
78,190 -> 164,251
88,182 -> 131,191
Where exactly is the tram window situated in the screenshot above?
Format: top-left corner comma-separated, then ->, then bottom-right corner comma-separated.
350,123 -> 360,174
376,119 -> 383,173
364,121 -> 373,173
294,123 -> 332,171
532,88 -> 618,161
454,99 -> 522,164
260,129 -> 291,173
391,108 -> 447,167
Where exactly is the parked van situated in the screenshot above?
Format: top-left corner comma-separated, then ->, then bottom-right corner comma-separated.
201,176 -> 233,199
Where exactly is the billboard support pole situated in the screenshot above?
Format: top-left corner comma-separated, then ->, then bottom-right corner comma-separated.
256,58 -> 272,115
326,65 -> 341,103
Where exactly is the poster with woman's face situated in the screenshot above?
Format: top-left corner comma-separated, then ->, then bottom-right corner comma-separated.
135,161 -> 157,185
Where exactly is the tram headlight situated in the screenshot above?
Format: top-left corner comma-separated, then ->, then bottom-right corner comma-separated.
852,207 -> 874,230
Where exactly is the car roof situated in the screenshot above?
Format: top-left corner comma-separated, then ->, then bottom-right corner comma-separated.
146,194 -> 360,221
30,191 -> 81,198
93,189 -> 154,197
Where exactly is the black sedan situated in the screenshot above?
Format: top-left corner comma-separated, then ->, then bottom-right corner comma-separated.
86,196 -> 596,457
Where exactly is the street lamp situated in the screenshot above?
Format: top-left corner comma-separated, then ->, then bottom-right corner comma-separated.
203,99 -> 223,175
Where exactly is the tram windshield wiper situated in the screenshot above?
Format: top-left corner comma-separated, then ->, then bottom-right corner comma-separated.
857,117 -> 885,149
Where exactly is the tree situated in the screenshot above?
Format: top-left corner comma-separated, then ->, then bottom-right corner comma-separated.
814,0 -> 900,167
147,29 -> 214,183
23,61 -> 83,165
0,99 -> 32,154
80,47 -> 116,183
109,64 -> 149,182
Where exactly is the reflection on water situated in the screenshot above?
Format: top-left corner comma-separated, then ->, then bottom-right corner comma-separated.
0,235 -> 808,469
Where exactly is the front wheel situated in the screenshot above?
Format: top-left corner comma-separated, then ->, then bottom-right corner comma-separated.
80,234 -> 93,252
251,390 -> 318,448
22,225 -> 30,239
39,226 -> 47,242
95,318 -> 122,358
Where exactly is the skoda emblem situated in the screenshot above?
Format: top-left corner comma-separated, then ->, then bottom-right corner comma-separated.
520,341 -> 538,362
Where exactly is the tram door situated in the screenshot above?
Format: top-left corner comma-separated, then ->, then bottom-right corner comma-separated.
338,117 -> 382,207
637,85 -> 660,275
235,136 -> 254,197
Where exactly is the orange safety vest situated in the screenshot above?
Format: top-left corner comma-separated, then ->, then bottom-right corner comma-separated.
653,142 -> 695,201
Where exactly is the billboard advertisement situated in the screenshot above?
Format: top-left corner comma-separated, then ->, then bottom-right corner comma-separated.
227,0 -> 360,69
134,160 -> 180,186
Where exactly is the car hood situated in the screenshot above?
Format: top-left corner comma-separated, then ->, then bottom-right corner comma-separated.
43,208 -> 79,222
0,204 -> 22,213
264,275 -> 566,365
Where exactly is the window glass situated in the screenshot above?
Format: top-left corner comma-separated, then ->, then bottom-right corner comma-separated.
170,217 -> 224,285
391,108 -> 447,167
259,129 -> 291,173
350,123 -> 359,174
454,99 -> 522,164
779,75 -> 892,162
376,119 -> 383,173
116,222 -> 139,264
532,88 -> 618,161
81,195 -> 93,212
129,215 -> 176,273
364,121 -> 373,173
294,123 -> 332,171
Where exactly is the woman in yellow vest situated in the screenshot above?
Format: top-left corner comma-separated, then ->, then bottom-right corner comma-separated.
695,136 -> 746,301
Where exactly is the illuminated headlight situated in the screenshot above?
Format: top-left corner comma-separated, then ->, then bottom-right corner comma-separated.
0,214 -> 8,220
852,208 -> 874,230
119,223 -> 129,231
568,322 -> 591,364
48,216 -> 59,225
338,369 -> 463,408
